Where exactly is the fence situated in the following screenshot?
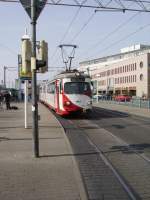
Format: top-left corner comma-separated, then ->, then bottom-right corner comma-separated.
93,97 -> 150,110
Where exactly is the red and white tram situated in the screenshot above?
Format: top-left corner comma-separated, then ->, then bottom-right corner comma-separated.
39,70 -> 92,116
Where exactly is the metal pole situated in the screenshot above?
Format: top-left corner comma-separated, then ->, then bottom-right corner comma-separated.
4,66 -> 7,88
31,0 -> 39,157
24,80 -> 28,129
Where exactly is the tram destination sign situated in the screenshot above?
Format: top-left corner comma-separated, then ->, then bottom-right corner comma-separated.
20,0 -> 47,20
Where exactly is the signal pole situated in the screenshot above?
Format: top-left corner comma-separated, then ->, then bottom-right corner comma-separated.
31,0 -> 39,158
20,0 -> 47,158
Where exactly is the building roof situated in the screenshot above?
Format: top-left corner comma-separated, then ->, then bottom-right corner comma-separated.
79,45 -> 150,67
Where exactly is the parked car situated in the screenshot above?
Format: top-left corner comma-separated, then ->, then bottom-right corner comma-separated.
115,95 -> 131,102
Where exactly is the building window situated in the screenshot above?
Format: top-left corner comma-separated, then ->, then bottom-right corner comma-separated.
133,75 -> 134,82
129,64 -> 131,71
140,61 -> 143,68
135,63 -> 137,70
120,77 -> 122,83
132,64 -> 134,71
140,74 -> 144,81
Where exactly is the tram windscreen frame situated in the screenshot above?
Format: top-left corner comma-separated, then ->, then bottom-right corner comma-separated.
64,82 -> 91,95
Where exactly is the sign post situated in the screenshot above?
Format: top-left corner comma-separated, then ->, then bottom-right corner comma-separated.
31,0 -> 39,157
24,80 -> 28,129
20,0 -> 47,158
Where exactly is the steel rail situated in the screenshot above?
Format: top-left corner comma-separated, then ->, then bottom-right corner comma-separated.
55,113 -> 139,200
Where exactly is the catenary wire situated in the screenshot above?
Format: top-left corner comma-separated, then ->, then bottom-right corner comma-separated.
49,6 -> 82,64
0,43 -> 18,55
92,22 -> 150,58
49,0 -> 88,65
69,11 -> 96,43
50,10 -> 96,68
1,0 -> 150,12
80,11 -> 140,59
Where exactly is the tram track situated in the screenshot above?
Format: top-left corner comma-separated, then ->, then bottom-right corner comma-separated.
53,107 -> 150,200
54,114 -> 139,200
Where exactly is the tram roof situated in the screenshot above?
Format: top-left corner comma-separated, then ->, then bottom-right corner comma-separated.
55,70 -> 90,79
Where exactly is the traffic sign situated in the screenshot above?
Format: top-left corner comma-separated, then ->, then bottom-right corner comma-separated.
20,0 -> 47,20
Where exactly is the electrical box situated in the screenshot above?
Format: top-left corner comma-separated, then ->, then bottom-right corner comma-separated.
20,39 -> 32,79
37,40 -> 48,73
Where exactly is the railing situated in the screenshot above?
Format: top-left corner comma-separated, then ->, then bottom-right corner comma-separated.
93,97 -> 150,109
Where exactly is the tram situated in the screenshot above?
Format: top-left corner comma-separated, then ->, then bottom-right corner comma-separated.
39,70 -> 92,116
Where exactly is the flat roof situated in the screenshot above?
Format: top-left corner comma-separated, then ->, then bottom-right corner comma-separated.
79,46 -> 150,67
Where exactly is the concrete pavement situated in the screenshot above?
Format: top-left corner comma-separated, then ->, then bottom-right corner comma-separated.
0,103 -> 87,200
93,101 -> 150,118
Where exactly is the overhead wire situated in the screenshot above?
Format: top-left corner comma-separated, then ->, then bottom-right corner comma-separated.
69,11 -> 96,43
1,0 -> 150,10
79,1 -> 146,60
80,11 -> 140,59
0,43 -> 18,55
0,0 -> 150,63
93,21 -> 150,58
49,6 -> 82,66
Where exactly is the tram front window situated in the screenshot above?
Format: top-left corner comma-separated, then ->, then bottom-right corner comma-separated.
64,82 -> 91,95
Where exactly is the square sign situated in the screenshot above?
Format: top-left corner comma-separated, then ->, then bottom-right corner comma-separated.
20,0 -> 47,20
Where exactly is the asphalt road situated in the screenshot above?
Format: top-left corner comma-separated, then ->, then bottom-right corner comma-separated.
57,107 -> 150,200
92,107 -> 150,159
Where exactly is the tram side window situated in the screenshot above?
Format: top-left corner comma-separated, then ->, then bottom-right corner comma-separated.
59,81 -> 62,94
47,82 -> 55,94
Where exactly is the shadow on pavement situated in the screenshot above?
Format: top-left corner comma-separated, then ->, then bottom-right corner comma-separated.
39,151 -> 98,158
109,143 -> 150,154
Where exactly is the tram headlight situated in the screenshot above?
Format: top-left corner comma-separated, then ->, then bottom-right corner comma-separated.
64,101 -> 71,106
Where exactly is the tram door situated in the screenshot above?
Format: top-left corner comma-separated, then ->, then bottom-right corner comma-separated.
55,80 -> 60,113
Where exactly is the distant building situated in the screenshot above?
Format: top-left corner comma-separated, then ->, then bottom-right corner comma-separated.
79,44 -> 150,98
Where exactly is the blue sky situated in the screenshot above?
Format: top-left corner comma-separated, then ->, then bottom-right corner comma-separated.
0,2 -> 150,86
